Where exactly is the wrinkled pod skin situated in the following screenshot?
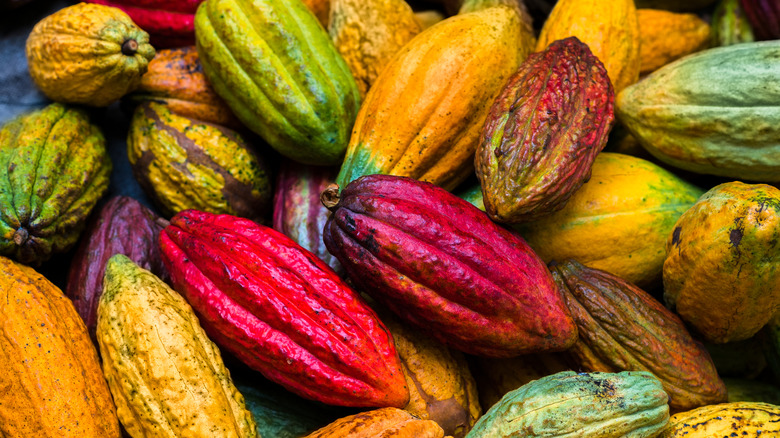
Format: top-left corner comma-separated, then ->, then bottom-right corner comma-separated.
322,174 -> 578,358
159,209 -> 409,407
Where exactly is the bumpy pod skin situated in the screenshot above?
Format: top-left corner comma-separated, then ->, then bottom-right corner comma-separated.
0,256 -> 121,437
660,402 -> 780,437
97,255 -> 258,437
194,0 -> 360,165
476,36 -> 615,224
124,46 -> 240,128
467,371 -> 670,438
551,260 -> 727,411
664,182 -> 780,343
66,196 -> 167,343
322,174 -> 578,358
616,41 -> 780,182
26,3 -> 155,106
740,0 -> 780,40
335,6 -> 523,192
272,161 -> 343,275
84,0 -> 203,48
128,101 -> 272,221
458,0 -> 536,61
0,103 -> 112,265
159,210 -> 409,407
304,408 -> 448,438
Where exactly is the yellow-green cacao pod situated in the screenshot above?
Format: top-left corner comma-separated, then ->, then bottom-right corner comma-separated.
97,254 -> 258,437
467,371 -> 670,437
660,402 -> 780,437
0,103 -> 111,265
127,101 -> 272,221
194,0 -> 361,165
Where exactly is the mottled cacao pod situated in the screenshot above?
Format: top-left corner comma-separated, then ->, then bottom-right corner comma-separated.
0,103 -> 111,265
476,36 -> 614,223
379,310 -> 480,438
66,196 -> 166,343
468,371 -> 670,437
160,210 -> 409,407
661,402 -> 780,437
551,260 -> 727,411
272,161 -> 343,275
128,101 -> 272,221
304,408 -> 449,438
741,0 -> 780,40
322,175 -> 578,357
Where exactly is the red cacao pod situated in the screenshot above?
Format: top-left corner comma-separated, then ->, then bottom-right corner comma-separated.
476,36 -> 615,224
550,259 -> 727,411
740,0 -> 780,40
321,175 -> 578,358
159,209 -> 409,408
272,161 -> 343,276
65,196 -> 167,343
84,0 -> 204,48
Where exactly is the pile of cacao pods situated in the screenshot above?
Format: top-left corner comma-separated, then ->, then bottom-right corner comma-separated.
1,0 -> 779,436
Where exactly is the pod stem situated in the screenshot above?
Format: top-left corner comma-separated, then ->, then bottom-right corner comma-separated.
121,39 -> 138,56
13,227 -> 28,246
321,184 -> 341,212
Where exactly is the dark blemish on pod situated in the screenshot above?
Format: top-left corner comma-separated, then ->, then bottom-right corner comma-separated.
671,226 -> 682,246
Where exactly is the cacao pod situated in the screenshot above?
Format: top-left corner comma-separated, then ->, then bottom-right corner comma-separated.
660,402 -> 780,437
159,209 -> 409,407
551,259 -> 727,411
638,9 -> 711,74
304,408 -> 449,438
66,195 -> 167,343
711,0 -> 755,46
194,0 -> 360,165
128,101 -> 272,221
476,36 -> 615,223
616,41 -> 780,182
26,3 -> 155,106
458,0 -> 536,61
467,371 -> 670,437
0,103 -> 112,265
725,378 -> 780,404
741,0 -> 780,40
0,256 -> 121,437
97,254 -> 258,437
322,175 -> 578,357
664,182 -> 780,343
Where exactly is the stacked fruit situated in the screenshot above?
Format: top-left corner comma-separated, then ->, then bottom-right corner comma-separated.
1,0 -> 779,436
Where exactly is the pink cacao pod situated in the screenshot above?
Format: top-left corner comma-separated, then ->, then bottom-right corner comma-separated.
740,0 -> 780,40
321,175 -> 578,358
475,36 -> 615,224
159,209 -> 409,408
65,196 -> 167,343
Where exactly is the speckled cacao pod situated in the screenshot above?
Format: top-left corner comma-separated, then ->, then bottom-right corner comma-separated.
741,0 -> 780,40
468,371 -> 670,437
660,402 -> 780,437
66,196 -> 167,343
551,259 -> 727,411
304,408 -> 449,438
128,101 -> 271,221
272,161 -> 343,275
0,103 -> 111,265
476,36 -> 615,223
458,0 -> 536,61
124,46 -> 241,128
97,255 -> 258,437
379,310 -> 480,438
322,175 -> 578,357
160,210 -> 409,407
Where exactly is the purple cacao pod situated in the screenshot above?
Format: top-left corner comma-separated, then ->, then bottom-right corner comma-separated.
740,0 -> 780,40
475,36 -> 615,223
65,196 -> 167,343
272,161 -> 343,275
321,175 -> 578,358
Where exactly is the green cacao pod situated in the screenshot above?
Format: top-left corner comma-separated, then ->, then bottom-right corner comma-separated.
128,101 -> 271,221
97,254 -> 258,437
705,337 -> 767,378
551,260 -> 727,411
712,0 -> 755,46
0,103 -> 111,264
617,41 -> 780,182
664,182 -> 780,343
467,371 -> 670,437
725,378 -> 780,404
194,0 -> 360,165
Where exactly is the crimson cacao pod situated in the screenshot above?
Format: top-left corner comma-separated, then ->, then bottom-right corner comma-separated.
66,196 -> 167,343
272,161 -> 343,275
476,36 -> 615,224
740,0 -> 780,40
84,0 -> 203,48
550,259 -> 727,411
159,210 -> 409,408
321,175 -> 578,358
